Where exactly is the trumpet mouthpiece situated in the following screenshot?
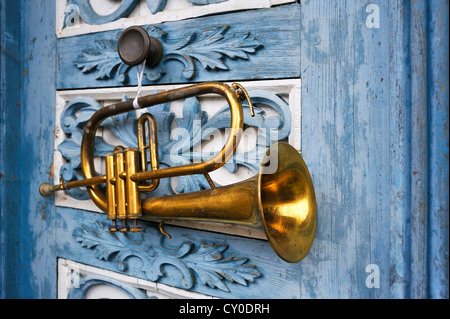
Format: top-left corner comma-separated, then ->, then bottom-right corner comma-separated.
39,183 -> 55,197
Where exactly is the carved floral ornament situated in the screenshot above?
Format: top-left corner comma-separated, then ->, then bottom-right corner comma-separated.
64,0 -> 230,27
73,24 -> 263,83
72,221 -> 261,293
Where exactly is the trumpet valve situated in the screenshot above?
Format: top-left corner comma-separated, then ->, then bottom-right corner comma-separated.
117,220 -> 130,233
130,219 -> 143,232
108,220 -> 118,232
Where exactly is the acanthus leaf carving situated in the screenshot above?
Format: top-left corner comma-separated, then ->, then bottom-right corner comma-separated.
73,25 -> 263,83
74,40 -> 123,80
73,221 -> 261,292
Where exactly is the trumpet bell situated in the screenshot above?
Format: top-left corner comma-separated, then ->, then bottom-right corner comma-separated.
258,142 -> 317,263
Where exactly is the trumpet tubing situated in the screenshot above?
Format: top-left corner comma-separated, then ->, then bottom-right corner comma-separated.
81,82 -> 247,212
142,178 -> 262,228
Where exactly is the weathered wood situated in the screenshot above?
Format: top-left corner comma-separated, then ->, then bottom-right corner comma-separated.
1,0 -> 58,298
0,0 -> 22,298
388,0 -> 411,299
409,0 -> 428,299
300,1 -> 391,298
427,0 -> 449,299
300,0 -> 449,299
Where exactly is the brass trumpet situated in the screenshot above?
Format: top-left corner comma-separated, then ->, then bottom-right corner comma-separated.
39,82 -> 316,263
39,81 -> 316,262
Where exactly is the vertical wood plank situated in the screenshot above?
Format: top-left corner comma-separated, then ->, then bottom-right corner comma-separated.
0,0 -> 22,298
15,0 -> 58,298
388,0 -> 412,299
300,0 -> 390,298
410,0 -> 428,299
427,0 -> 449,299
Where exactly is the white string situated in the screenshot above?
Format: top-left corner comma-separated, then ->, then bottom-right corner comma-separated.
132,59 -> 146,109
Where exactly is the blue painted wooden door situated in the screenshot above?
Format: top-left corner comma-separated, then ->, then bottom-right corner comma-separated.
1,0 -> 448,299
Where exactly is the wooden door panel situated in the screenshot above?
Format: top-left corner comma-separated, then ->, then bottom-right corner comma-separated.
56,4 -> 300,89
55,207 -> 302,298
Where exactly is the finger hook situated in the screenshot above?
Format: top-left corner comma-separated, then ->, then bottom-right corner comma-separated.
159,221 -> 172,239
